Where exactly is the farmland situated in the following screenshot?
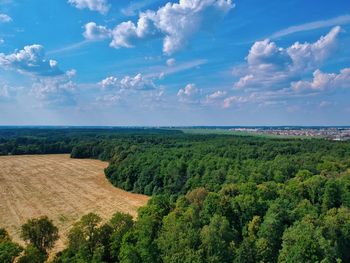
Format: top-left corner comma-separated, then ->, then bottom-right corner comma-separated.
0,154 -> 148,253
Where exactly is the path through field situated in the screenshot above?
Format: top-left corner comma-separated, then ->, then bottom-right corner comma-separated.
0,154 -> 149,253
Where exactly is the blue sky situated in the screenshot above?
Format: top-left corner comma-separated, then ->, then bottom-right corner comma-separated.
0,0 -> 350,126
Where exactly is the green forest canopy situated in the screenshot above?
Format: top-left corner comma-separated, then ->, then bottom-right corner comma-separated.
0,128 -> 349,262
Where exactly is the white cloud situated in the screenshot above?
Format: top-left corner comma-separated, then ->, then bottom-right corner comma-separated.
292,68 -> 350,92
110,21 -> 140,48
0,13 -> 12,23
86,0 -> 234,54
31,71 -> 77,105
109,11 -> 159,48
99,76 -> 118,89
206,90 -> 227,100
0,44 -> 64,76
224,66 -> 350,108
177,83 -> 201,103
66,69 -> 77,78
233,26 -> 341,90
0,84 -> 17,101
0,85 -> 9,97
83,22 -> 111,40
96,94 -> 121,105
270,15 -> 350,39
99,73 -> 156,90
233,74 -> 254,89
121,73 -> 156,90
68,0 -> 110,14
287,26 -> 341,72
0,44 -> 77,105
97,73 -> 162,106
166,58 -> 176,66
223,95 -> 248,108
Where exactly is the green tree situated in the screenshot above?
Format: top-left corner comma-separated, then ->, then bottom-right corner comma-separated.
17,245 -> 47,263
119,195 -> 171,263
0,228 -> 11,243
20,216 -> 59,253
200,214 -> 235,263
66,212 -> 103,261
278,219 -> 335,263
109,212 -> 134,262
322,208 -> 350,262
322,180 -> 342,211
0,229 -> 22,263
157,204 -> 202,263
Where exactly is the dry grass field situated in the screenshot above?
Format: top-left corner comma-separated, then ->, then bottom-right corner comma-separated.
0,154 -> 149,253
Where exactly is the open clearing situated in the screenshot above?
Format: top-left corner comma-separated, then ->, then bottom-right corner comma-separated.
0,154 -> 149,252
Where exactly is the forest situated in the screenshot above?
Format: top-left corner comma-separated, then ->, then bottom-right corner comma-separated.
1,127 -> 350,262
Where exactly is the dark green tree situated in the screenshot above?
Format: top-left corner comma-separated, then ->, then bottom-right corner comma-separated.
0,229 -> 22,263
20,216 -> 59,253
17,245 -> 47,263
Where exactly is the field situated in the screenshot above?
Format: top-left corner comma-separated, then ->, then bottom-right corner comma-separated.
180,128 -> 314,139
0,154 -> 149,252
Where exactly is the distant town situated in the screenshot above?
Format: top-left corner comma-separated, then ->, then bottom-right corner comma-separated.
230,127 -> 350,141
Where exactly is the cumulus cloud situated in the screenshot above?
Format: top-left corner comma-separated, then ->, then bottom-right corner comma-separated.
219,26 -> 350,109
68,0 -> 110,14
223,95 -> 248,108
83,22 -> 111,40
109,11 -> 159,48
292,68 -> 350,92
120,74 -> 156,90
288,26 -> 341,72
0,44 -> 77,105
85,0 -> 234,54
99,73 -> 156,90
0,44 -> 64,76
99,76 -> 118,89
31,71 -> 77,105
206,90 -> 226,100
0,13 -> 12,23
97,73 -> 163,106
177,83 -> 201,103
233,26 -> 342,90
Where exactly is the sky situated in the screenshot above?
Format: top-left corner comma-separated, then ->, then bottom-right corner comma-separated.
0,0 -> 350,126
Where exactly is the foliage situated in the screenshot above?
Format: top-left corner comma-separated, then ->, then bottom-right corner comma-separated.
17,245 -> 47,263
0,229 -> 22,263
20,216 -> 59,253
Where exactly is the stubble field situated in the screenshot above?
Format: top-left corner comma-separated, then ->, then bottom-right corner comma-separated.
0,154 -> 149,252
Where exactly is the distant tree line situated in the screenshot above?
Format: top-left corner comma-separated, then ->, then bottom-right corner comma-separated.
1,128 -> 350,262
0,128 -> 180,156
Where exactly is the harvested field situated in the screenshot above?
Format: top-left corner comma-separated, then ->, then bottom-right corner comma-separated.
0,154 -> 149,253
